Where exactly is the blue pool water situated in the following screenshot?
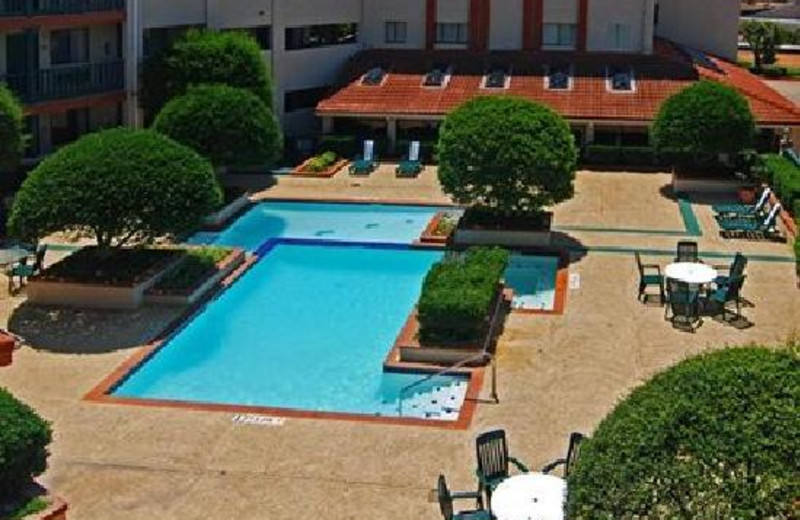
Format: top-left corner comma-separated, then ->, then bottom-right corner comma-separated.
505,255 -> 560,311
190,201 -> 443,250
113,243 -> 469,420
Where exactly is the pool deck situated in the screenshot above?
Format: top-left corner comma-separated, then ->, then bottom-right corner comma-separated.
1,167 -> 798,519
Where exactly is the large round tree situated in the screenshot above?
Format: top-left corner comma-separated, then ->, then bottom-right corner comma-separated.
652,81 -> 755,166
7,128 -> 222,254
0,84 -> 25,173
437,96 -> 577,215
153,85 -> 282,169
567,347 -> 800,519
141,29 -> 273,117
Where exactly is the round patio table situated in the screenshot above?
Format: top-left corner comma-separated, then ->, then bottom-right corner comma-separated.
491,473 -> 566,520
0,247 -> 30,267
665,262 -> 718,285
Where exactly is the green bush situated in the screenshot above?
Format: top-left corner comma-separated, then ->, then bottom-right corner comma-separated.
152,85 -> 282,169
653,81 -> 755,166
0,84 -> 24,173
319,135 -> 358,158
567,347 -> 800,519
762,153 -> 800,213
583,145 -> 620,165
304,151 -> 338,172
417,247 -> 509,344
7,128 -> 222,254
154,246 -> 231,292
438,96 -> 577,215
0,388 -> 52,503
761,65 -> 788,78
141,29 -> 273,117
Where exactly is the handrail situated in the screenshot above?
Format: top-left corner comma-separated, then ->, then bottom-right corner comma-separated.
397,286 -> 505,416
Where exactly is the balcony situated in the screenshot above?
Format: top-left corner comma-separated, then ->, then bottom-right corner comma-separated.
0,0 -> 124,17
0,60 -> 124,104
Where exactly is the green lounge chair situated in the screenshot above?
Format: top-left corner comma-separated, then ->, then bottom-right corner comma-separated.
437,475 -> 489,520
475,429 -> 528,509
635,252 -> 664,303
713,187 -> 771,217
718,204 -> 782,239
396,140 -> 423,178
349,139 -> 377,176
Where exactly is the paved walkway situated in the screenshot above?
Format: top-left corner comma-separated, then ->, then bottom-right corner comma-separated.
1,169 -> 798,519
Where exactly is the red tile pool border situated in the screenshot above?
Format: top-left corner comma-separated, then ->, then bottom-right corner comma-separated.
83,240 -> 483,430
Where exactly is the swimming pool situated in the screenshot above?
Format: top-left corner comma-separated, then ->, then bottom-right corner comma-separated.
505,255 -> 560,311
190,201 -> 445,250
112,242 -> 469,421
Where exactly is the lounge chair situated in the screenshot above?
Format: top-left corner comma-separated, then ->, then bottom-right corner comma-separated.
635,252 -> 664,303
396,141 -> 423,178
436,475 -> 489,520
675,241 -> 700,263
718,203 -> 782,239
664,278 -> 701,332
6,244 -> 46,294
712,187 -> 771,217
475,429 -> 528,509
710,275 -> 747,323
542,432 -> 586,478
349,139 -> 377,176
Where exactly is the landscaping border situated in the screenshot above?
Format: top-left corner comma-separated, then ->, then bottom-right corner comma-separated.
291,158 -> 349,178
145,248 -> 246,306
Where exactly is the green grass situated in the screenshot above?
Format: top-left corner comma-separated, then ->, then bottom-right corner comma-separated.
4,497 -> 48,520
153,246 -> 233,293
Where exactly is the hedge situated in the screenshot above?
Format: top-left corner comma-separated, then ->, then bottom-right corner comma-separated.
0,84 -> 24,173
319,135 -> 358,158
0,388 -> 52,503
417,247 -> 509,344
583,145 -> 655,166
567,347 -> 800,519
304,151 -> 338,172
761,153 -> 800,216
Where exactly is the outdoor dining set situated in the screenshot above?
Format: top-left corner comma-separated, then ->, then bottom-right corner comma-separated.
437,429 -> 584,520
0,242 -> 47,295
636,242 -> 749,332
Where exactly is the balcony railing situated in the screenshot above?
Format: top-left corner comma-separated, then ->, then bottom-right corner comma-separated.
0,0 -> 124,17
0,60 -> 124,103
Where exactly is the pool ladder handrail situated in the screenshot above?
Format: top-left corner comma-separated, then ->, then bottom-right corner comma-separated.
397,290 -> 504,417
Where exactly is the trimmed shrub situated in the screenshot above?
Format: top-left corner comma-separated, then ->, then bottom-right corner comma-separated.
438,96 -> 577,215
653,81 -> 755,166
7,128 -> 222,254
0,388 -> 52,503
417,247 -> 510,343
304,151 -> 338,173
0,84 -> 24,173
762,153 -> 800,214
141,29 -> 273,117
567,347 -> 800,519
319,135 -> 358,158
153,85 -> 282,169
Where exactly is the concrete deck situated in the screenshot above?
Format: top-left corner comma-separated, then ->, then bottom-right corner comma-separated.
1,169 -> 798,519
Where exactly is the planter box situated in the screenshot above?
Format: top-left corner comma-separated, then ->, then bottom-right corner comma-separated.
292,158 -> 349,178
145,249 -> 246,306
203,193 -> 251,229
671,173 -> 747,194
419,212 -> 454,245
454,210 -> 552,248
27,257 -> 183,310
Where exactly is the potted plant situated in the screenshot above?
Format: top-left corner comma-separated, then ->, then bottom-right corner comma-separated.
0,330 -> 15,366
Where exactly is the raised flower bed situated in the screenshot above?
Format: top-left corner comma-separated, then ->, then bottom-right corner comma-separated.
419,212 -> 459,245
292,151 -> 349,178
454,208 -> 553,247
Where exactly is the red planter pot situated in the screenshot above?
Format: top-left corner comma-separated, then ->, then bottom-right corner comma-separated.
0,333 -> 14,367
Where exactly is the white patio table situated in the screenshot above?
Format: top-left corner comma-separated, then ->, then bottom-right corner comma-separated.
491,473 -> 566,520
664,262 -> 718,286
0,247 -> 30,268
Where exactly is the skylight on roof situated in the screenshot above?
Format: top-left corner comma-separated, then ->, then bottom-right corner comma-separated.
547,64 -> 572,90
607,66 -> 635,92
484,67 -> 509,89
423,64 -> 450,87
362,67 -> 387,86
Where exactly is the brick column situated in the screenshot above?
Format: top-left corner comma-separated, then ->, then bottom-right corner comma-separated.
523,0 -> 543,51
469,0 -> 490,51
426,0 -> 437,50
577,0 -> 589,51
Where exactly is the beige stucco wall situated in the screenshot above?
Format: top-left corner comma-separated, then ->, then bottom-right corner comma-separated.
543,0 -> 578,24
362,0 -> 426,49
587,0 -> 651,53
656,0 -> 739,60
490,0 -> 523,50
437,0 -> 469,23
142,0 -> 206,29
207,0 -> 271,30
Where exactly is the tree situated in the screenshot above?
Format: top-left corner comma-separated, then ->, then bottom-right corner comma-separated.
0,84 -> 25,173
567,347 -> 800,519
7,128 -> 222,254
437,96 -> 577,215
152,85 -> 282,169
141,29 -> 273,117
0,388 -> 51,503
741,21 -> 783,71
652,81 -> 755,166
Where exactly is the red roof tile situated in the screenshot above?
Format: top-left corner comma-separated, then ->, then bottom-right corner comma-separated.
317,40 -> 800,126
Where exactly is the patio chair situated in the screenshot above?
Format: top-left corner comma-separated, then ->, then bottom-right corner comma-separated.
635,252 -> 664,303
675,241 -> 699,263
437,475 -> 489,520
396,140 -> 423,178
718,203 -> 782,239
542,432 -> 586,478
6,244 -> 46,294
710,275 -> 747,323
712,187 -> 771,217
349,139 -> 378,176
713,252 -> 747,287
475,429 -> 529,508
664,278 -> 701,332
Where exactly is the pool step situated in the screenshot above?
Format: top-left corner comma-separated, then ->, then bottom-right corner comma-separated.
381,380 -> 469,421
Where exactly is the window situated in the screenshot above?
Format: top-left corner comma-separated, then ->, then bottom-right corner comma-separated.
285,24 -> 358,50
284,86 -> 330,113
228,26 -> 271,50
608,23 -> 632,51
423,64 -> 450,87
361,67 -> 387,86
435,23 -> 467,44
546,64 -> 572,90
385,21 -> 407,44
50,28 -> 89,65
607,66 -> 635,92
483,67 -> 509,89
542,23 -> 576,48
